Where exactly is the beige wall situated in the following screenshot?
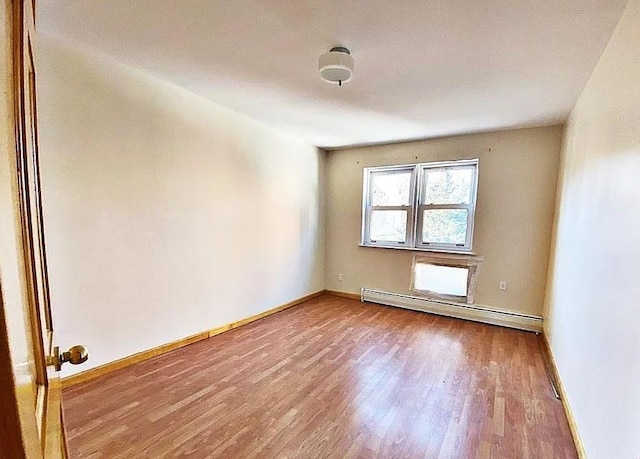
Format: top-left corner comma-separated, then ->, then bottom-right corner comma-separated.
35,37 -> 325,377
325,126 -> 562,316
544,0 -> 640,457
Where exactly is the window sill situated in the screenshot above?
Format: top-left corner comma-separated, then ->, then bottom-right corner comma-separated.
358,243 -> 476,257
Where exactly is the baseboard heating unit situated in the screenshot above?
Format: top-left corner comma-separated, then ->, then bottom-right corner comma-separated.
360,288 -> 542,332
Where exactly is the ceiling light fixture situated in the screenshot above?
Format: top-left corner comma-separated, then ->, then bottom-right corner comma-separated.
318,47 -> 354,87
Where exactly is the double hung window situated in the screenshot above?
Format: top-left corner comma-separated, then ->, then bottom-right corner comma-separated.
362,159 -> 479,253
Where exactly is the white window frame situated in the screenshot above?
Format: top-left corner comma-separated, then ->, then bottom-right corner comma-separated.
416,160 -> 479,252
361,165 -> 417,248
362,158 -> 479,253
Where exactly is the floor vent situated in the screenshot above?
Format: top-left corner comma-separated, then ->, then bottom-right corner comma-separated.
361,288 -> 542,332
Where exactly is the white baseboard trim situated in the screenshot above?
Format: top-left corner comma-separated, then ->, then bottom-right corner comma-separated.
361,288 -> 542,332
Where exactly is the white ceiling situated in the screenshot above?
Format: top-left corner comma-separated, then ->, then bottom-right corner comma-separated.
38,0 -> 628,149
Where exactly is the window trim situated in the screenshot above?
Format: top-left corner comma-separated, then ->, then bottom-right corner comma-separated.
361,165 -> 417,248
410,253 -> 484,304
362,159 -> 479,254
415,161 -> 479,252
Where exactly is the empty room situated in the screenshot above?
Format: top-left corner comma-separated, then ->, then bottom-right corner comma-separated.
1,0 -> 639,458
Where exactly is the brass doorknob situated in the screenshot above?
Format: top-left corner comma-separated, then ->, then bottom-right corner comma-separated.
50,345 -> 89,371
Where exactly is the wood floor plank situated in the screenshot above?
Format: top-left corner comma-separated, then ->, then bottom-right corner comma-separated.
62,295 -> 577,458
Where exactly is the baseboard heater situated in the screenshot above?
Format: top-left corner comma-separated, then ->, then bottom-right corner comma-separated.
360,288 -> 542,333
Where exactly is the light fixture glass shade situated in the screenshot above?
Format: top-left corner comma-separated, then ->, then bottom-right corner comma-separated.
318,47 -> 354,85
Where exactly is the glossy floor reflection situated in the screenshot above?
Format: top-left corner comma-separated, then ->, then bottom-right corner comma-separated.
62,295 -> 577,458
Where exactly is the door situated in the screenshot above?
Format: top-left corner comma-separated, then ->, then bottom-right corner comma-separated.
0,1 -> 87,457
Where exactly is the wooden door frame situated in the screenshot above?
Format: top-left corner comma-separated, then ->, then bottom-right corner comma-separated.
1,0 -> 64,457
12,0 -> 51,384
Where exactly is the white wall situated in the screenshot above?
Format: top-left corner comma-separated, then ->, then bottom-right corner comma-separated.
325,127 -> 562,317
35,36 -> 325,377
544,0 -> 640,457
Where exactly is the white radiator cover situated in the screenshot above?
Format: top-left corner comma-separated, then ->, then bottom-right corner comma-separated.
360,288 -> 542,332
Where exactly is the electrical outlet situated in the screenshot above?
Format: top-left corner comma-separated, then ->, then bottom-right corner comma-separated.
338,273 -> 344,282
499,280 -> 507,291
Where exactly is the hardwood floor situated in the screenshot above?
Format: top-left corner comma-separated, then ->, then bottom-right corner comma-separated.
62,295 -> 577,458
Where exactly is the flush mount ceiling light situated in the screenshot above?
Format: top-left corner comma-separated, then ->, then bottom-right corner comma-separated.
318,47 -> 354,87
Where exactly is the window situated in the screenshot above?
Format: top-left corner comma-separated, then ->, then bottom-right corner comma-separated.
411,254 -> 483,304
414,263 -> 469,297
362,159 -> 479,253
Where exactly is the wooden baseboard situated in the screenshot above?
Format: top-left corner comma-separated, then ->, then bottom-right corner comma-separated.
541,333 -> 586,458
61,331 -> 210,389
323,289 -> 361,300
61,290 -> 324,389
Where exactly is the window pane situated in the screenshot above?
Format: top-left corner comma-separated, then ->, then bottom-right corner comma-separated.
423,167 -> 473,205
370,210 -> 407,242
371,170 -> 412,206
414,263 -> 469,297
422,209 -> 468,245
